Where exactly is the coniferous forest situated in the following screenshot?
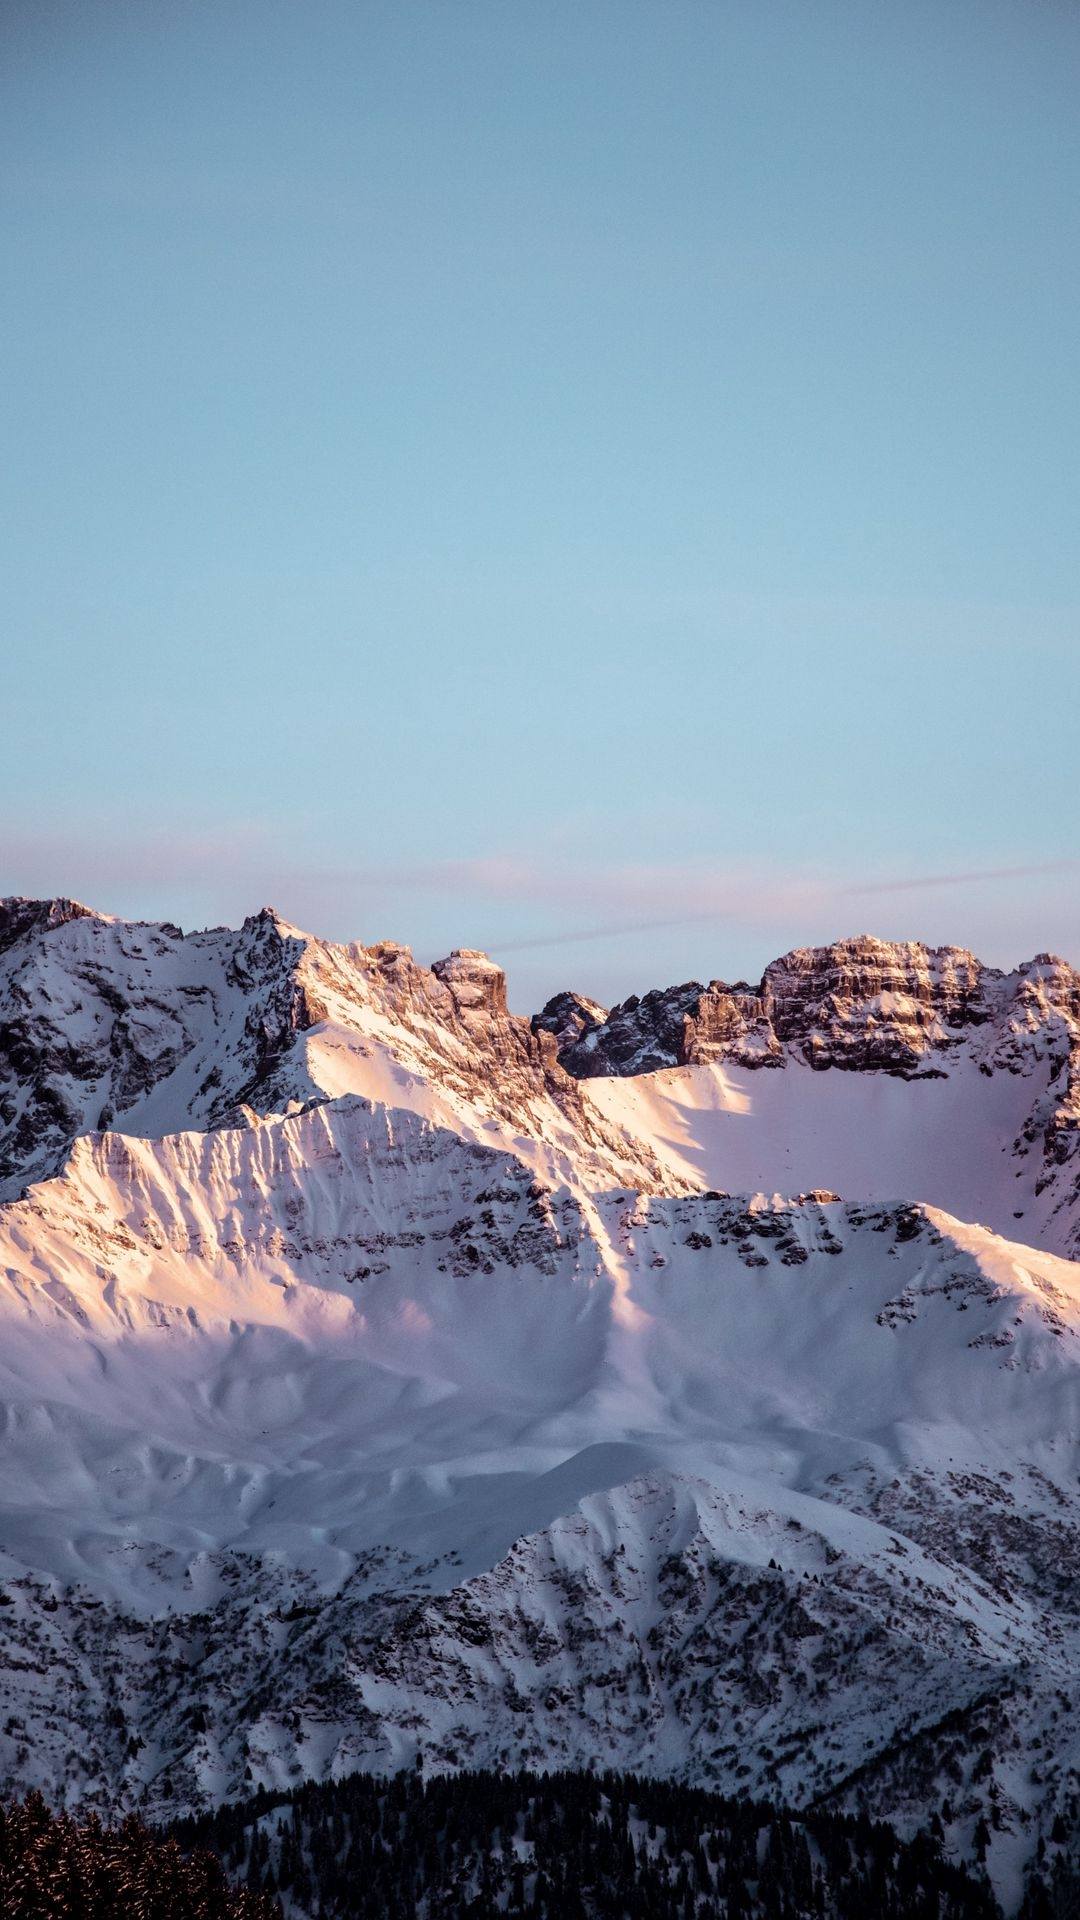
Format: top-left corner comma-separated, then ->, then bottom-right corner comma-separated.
182,1766 -> 1009,1920
4,1769 -> 1079,1917
0,1789 -> 278,1919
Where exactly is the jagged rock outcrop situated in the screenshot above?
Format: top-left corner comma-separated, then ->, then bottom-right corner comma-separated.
531,988 -> 608,1055
0,898 -> 668,1199
0,902 -> 315,1192
431,948 -> 509,1021
548,937 -> 1080,1081
0,895 -> 95,955
543,937 -> 1080,1238
537,981 -> 710,1075
538,977 -> 783,1075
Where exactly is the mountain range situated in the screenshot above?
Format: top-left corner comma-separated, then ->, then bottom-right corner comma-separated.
0,897 -> 1077,1913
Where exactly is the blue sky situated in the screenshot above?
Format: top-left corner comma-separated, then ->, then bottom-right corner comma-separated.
3,0 -> 1078,1008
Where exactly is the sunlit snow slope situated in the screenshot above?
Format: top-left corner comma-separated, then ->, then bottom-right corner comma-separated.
584,1059 -> 1060,1244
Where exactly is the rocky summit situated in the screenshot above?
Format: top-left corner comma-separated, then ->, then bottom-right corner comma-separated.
0,899 -> 1078,1914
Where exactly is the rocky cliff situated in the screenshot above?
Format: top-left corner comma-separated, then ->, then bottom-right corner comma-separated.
539,935 -> 1080,1080
0,899 -> 666,1200
537,936 -> 1080,1247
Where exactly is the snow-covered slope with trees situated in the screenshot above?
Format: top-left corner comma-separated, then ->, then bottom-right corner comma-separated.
0,900 -> 1077,1909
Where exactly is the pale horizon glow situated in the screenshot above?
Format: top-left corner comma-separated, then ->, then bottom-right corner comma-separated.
1,824 -> 1076,1012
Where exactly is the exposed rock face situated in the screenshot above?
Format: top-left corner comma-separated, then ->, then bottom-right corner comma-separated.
0,899 -> 667,1199
431,948 -> 509,1021
0,895 -> 94,956
538,981 -> 708,1077
0,902 -> 314,1192
763,938 -> 992,1069
531,988 -> 607,1055
551,937 -> 1080,1083
541,936 -> 1080,1250
549,938 -> 996,1077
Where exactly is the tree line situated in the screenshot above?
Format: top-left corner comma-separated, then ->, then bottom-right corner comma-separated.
4,1766 -> 1077,1917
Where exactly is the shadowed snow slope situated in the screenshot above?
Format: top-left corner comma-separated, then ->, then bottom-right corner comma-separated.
1,1097 -> 1076,1589
1,902 -> 1079,1908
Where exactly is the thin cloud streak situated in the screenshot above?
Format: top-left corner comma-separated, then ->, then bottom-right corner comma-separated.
2,828 -> 1075,971
846,860 -> 1080,896
482,859 -> 1080,955
486,911 -> 734,955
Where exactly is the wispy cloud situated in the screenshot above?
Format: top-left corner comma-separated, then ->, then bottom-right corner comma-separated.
846,860 -> 1080,896
2,827 -> 1074,971
465,857 -> 1080,954
486,912 -> 733,954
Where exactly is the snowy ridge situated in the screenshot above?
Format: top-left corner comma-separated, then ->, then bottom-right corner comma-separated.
0,899 -> 667,1202
540,934 -> 1080,1255
539,936 -> 1080,1081
0,900 -> 1078,1907
0,901 -> 317,1192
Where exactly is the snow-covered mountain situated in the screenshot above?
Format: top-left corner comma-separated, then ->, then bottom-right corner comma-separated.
0,898 -> 666,1201
0,899 -> 1077,1910
536,936 -> 1080,1257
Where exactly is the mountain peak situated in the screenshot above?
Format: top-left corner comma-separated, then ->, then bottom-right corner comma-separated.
545,931 -> 1080,1082
432,947 -> 508,1019
0,894 -> 98,954
240,903 -> 312,942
